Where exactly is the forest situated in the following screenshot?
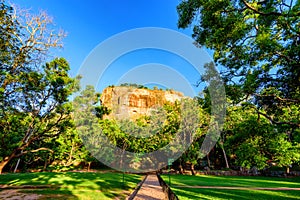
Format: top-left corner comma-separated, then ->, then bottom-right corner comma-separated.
0,0 -> 299,176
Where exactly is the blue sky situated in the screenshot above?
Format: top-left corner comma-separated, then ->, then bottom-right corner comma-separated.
10,0 -> 213,96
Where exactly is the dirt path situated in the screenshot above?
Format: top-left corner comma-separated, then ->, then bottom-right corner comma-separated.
133,174 -> 166,200
0,189 -> 41,200
172,185 -> 300,190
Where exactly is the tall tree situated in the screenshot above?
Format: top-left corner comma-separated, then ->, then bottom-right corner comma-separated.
72,85 -> 103,171
177,0 -> 300,171
177,0 -> 300,127
0,1 -> 75,173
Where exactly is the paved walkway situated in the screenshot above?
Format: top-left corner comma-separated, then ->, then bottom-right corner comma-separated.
133,174 -> 166,200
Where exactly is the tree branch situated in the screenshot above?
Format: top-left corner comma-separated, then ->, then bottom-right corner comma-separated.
254,93 -> 300,103
241,0 -> 282,16
256,110 -> 300,128
15,148 -> 54,158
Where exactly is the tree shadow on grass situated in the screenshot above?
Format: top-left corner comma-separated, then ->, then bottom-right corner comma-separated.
0,171 -> 142,199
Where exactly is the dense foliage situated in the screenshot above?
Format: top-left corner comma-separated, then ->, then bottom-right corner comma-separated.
0,1 -> 76,173
176,0 -> 300,173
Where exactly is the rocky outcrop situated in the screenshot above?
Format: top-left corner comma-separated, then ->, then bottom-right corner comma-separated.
100,86 -> 184,119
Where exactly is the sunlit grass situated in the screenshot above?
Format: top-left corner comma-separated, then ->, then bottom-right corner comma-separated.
161,175 -> 300,200
172,187 -> 300,200
0,172 -> 143,200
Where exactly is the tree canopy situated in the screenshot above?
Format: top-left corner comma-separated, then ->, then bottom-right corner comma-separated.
177,0 -> 300,173
177,0 -> 299,127
0,1 -> 76,173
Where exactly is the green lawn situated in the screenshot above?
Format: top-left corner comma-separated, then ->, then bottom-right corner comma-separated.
161,174 -> 300,200
0,171 -> 143,200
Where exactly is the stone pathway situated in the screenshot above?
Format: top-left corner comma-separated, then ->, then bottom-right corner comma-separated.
133,174 -> 166,200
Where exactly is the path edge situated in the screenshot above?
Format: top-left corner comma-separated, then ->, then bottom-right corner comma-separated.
126,174 -> 148,200
157,174 -> 179,200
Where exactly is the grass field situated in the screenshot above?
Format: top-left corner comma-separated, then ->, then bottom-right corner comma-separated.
161,174 -> 300,200
0,171 -> 143,200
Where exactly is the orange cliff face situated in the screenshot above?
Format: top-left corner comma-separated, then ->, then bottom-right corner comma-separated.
100,86 -> 185,120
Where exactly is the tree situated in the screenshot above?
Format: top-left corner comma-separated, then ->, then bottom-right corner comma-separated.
225,106 -> 300,171
73,85 -> 107,171
0,2 -> 75,173
49,128 -> 90,171
177,0 -> 300,172
0,58 -> 76,174
195,62 -> 228,169
177,0 -> 300,127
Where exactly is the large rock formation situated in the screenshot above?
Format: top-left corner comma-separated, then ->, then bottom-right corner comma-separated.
100,86 -> 185,119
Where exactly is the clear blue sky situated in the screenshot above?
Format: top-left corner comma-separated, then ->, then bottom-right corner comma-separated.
10,0 -> 213,96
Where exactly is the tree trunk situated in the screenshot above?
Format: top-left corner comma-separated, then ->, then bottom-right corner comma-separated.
0,151 -> 17,174
67,143 -> 74,166
43,158 -> 48,171
207,153 -> 211,168
0,160 -> 10,174
220,145 -> 229,168
14,158 -> 21,173
179,164 -> 184,174
286,166 -> 290,174
191,164 -> 196,176
87,162 -> 91,172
